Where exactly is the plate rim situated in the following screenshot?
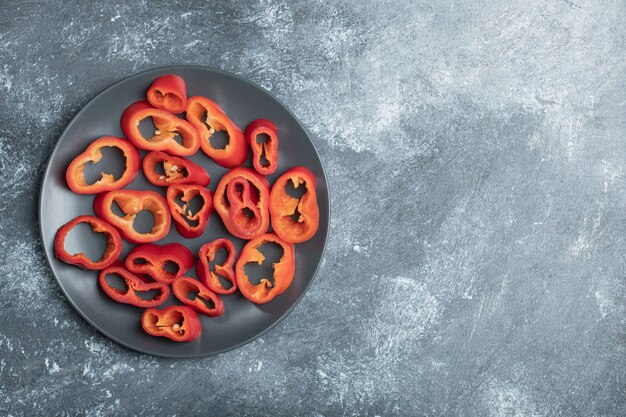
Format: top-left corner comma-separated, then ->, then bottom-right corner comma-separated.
38,65 -> 331,358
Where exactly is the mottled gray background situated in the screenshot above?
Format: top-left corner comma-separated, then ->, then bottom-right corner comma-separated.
0,0 -> 624,416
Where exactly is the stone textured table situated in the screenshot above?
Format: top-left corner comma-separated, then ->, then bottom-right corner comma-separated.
0,1 -> 624,416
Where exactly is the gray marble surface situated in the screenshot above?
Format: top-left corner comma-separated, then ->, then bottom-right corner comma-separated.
0,1 -> 624,416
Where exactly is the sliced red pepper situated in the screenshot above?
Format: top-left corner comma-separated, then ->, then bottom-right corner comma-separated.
143,151 -> 210,187
93,189 -> 171,244
99,264 -> 170,308
166,184 -> 213,239
125,243 -> 195,284
186,96 -> 248,167
65,136 -> 141,194
213,167 -> 270,240
197,238 -> 237,295
172,276 -> 224,317
235,233 -> 295,304
141,305 -> 201,342
121,100 -> 200,156
245,119 -> 278,175
269,167 -> 320,243
54,215 -> 122,270
146,74 -> 187,113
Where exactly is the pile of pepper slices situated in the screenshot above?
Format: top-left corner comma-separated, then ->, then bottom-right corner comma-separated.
54,74 -> 319,343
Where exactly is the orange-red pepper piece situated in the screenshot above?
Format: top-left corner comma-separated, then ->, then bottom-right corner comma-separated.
245,119 -> 279,175
146,74 -> 187,113
143,151 -> 210,187
235,233 -> 295,304
65,136 -> 141,194
172,276 -> 225,317
269,167 -> 319,243
166,184 -> 213,239
93,189 -> 171,244
54,215 -> 122,270
121,100 -> 200,156
213,167 -> 270,240
197,238 -> 237,295
125,243 -> 195,284
186,96 -> 248,167
99,264 -> 170,308
142,305 -> 202,342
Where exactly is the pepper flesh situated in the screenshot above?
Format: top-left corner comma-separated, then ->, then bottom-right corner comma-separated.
54,215 -> 122,270
143,151 -> 210,187
121,100 -> 200,156
93,189 -> 171,244
99,264 -> 170,307
172,276 -> 225,317
269,167 -> 320,243
125,243 -> 195,284
213,167 -> 270,240
186,96 -> 248,167
166,184 -> 213,239
197,238 -> 237,295
147,74 -> 187,113
142,305 -> 202,342
66,136 -> 141,194
245,119 -> 279,175
235,233 -> 295,304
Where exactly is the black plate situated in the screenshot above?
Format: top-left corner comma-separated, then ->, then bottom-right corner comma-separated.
39,66 -> 329,358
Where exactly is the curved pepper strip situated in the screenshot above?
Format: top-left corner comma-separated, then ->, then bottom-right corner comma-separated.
172,276 -> 225,317
125,243 -> 195,284
143,151 -> 210,187
245,119 -> 279,175
66,136 -> 141,194
99,264 -> 170,307
121,100 -> 200,156
54,215 -> 122,270
269,166 -> 320,243
93,189 -> 171,244
197,238 -> 237,295
166,184 -> 213,239
142,305 -> 201,342
235,233 -> 295,304
186,96 -> 248,167
147,74 -> 187,113
213,167 -> 270,240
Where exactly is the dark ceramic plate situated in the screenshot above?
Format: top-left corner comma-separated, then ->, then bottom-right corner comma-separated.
39,66 -> 329,358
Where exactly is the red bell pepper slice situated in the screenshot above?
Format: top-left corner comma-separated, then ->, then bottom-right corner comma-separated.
54,215 -> 122,270
235,233 -> 295,304
245,119 -> 278,175
146,74 -> 187,114
143,151 -> 210,187
65,136 -> 141,194
99,264 -> 170,307
197,238 -> 237,295
172,276 -> 225,317
269,167 -> 320,243
125,243 -> 195,284
142,305 -> 201,342
186,96 -> 248,167
93,189 -> 171,244
166,184 -> 213,239
213,167 -> 270,240
121,100 -> 200,156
